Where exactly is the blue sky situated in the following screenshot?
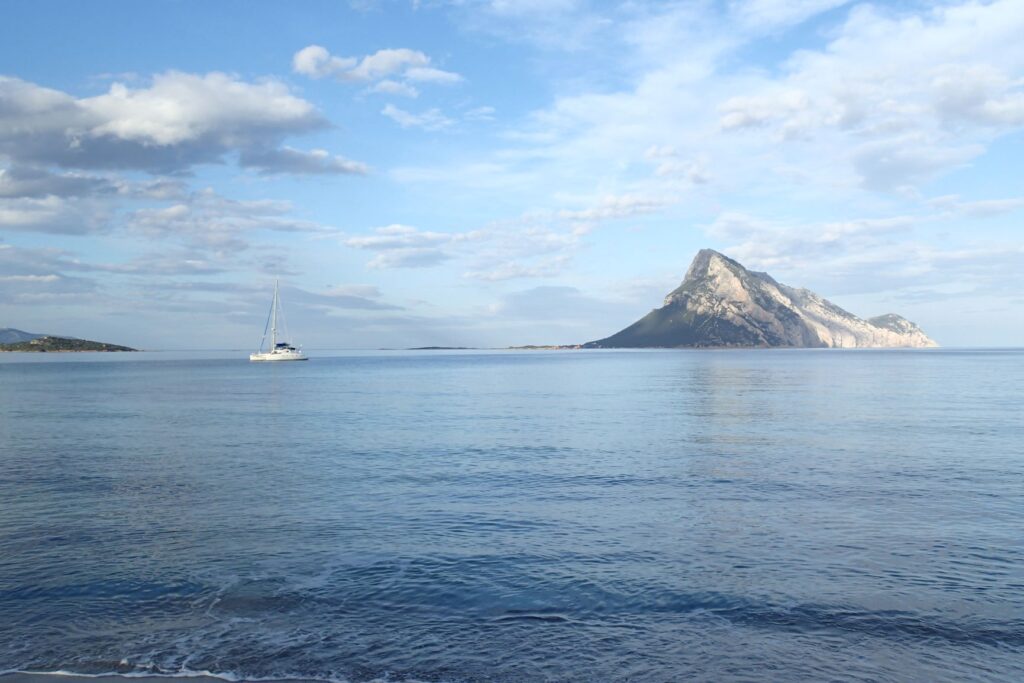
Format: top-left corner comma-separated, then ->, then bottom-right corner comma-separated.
1,0 -> 1022,348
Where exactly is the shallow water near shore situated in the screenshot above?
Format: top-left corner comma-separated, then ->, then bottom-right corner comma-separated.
1,349 -> 1022,682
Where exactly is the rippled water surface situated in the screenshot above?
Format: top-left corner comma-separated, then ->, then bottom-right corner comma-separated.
1,349 -> 1022,682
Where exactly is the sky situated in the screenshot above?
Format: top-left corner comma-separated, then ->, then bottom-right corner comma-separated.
1,0 -> 1022,349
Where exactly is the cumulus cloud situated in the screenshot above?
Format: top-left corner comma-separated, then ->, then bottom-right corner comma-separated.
352,48 -> 427,80
292,45 -> 359,79
79,74 -> 319,146
0,73 -> 341,174
292,45 -> 461,88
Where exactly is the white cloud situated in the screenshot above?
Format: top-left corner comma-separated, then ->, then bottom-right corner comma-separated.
465,106 -> 496,121
851,135 -> 983,192
701,206 -> 1024,303
463,255 -> 570,282
929,64 -> 1024,127
125,188 -> 328,252
79,72 -> 319,146
714,1 -> 1024,189
344,224 -> 474,269
448,0 -> 1024,216
321,284 -> 383,299
404,67 -> 463,84
381,104 -> 454,130
284,283 -> 402,310
448,0 -> 609,52
0,273 -> 60,283
343,220 -> 584,278
0,73 -> 329,173
291,45 -> 462,93
367,248 -> 453,269
0,166 -> 114,198
238,146 -> 369,175
556,193 -> 670,224
369,80 -> 419,98
116,178 -> 189,200
0,243 -> 101,303
345,223 -> 461,250
932,196 -> 1024,217
292,45 -> 357,78
351,48 -> 430,80
0,195 -> 108,234
729,0 -> 852,32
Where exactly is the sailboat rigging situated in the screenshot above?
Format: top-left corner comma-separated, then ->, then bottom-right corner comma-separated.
250,280 -> 307,361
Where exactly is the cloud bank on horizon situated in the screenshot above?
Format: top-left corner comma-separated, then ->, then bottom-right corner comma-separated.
1,0 -> 1022,348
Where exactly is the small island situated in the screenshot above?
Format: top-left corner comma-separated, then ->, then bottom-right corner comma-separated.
507,345 -> 581,350
0,336 -> 137,353
406,346 -> 477,350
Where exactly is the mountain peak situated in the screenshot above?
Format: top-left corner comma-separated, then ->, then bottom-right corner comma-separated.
665,248 -> 754,307
585,249 -> 938,349
682,249 -> 737,282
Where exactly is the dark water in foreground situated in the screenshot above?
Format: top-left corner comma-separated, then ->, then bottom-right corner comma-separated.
0,349 -> 1022,682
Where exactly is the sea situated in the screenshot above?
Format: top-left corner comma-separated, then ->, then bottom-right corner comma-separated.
0,349 -> 1022,683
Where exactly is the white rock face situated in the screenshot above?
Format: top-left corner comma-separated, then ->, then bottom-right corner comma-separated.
588,249 -> 938,348
780,286 -> 937,348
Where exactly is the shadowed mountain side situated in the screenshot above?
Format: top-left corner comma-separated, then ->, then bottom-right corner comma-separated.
0,328 -> 44,343
584,249 -> 937,349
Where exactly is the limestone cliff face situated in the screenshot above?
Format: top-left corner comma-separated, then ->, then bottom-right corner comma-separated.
584,249 -> 938,349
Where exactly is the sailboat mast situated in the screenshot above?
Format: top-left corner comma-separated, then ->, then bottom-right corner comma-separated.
271,280 -> 279,348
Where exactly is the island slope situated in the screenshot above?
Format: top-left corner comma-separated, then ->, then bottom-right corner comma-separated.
0,336 -> 137,352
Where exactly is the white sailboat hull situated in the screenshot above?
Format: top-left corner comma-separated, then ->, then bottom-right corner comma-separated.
250,349 -> 307,362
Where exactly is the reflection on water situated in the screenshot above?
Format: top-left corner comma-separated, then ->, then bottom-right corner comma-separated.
1,349 -> 1022,682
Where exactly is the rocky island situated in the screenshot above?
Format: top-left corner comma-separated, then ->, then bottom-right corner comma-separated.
585,249 -> 937,349
0,335 -> 137,352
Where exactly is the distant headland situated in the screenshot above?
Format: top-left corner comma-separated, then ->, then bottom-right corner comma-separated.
0,329 -> 136,352
583,249 -> 937,349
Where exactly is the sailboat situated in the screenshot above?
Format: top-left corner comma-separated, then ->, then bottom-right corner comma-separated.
250,280 -> 307,361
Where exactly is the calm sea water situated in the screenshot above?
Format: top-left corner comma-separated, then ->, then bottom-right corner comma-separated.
0,349 -> 1022,682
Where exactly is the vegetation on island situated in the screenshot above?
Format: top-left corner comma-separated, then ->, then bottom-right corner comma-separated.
0,336 -> 137,352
